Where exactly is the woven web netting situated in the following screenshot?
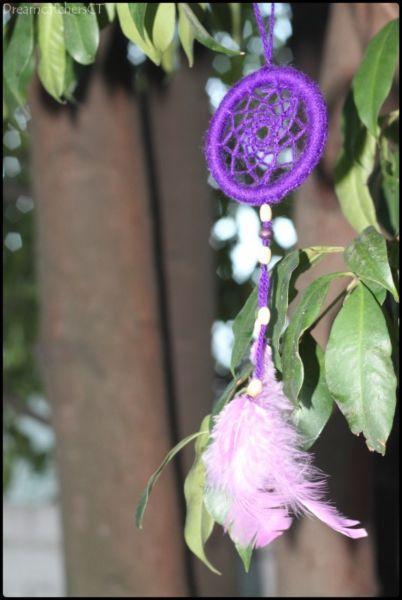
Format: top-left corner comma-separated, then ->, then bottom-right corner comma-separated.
219,83 -> 309,187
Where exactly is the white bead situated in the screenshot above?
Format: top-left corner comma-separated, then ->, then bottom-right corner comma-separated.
258,307 -> 271,325
258,246 -> 272,265
247,378 -> 263,397
259,203 -> 272,222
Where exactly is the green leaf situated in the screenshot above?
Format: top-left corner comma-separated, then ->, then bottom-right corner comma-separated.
152,3 -> 176,54
203,487 -> 230,535
293,333 -> 333,449
387,238 -> 399,297
235,543 -> 253,573
184,415 -> 220,575
325,282 -> 397,454
3,9 -> 34,107
178,4 -> 195,67
135,429 -> 207,528
105,3 -> 116,22
380,131 -> 399,234
128,3 -> 147,37
270,246 -> 343,371
62,53 -> 78,102
381,154 -> 399,234
117,3 -> 161,65
211,362 -> 253,422
335,95 -> 380,233
344,227 -> 399,302
3,53 -> 35,127
335,143 -> 379,234
204,487 -> 254,572
269,250 -> 301,371
282,272 -> 350,404
178,3 -> 243,56
63,3 -> 99,65
161,39 -> 177,74
38,3 -> 66,101
340,92 -> 376,172
363,280 -> 387,306
230,288 -> 257,376
352,19 -> 399,137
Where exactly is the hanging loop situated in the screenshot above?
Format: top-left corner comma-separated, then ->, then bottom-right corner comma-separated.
253,3 -> 275,66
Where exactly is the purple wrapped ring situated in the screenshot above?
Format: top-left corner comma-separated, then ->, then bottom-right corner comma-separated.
205,66 -> 328,206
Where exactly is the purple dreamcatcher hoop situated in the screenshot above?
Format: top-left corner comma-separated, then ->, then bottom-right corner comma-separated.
205,5 -> 327,206
206,66 -> 327,205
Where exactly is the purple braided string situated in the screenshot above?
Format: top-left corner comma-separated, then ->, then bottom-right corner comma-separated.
253,3 -> 275,65
257,263 -> 270,308
255,221 -> 273,380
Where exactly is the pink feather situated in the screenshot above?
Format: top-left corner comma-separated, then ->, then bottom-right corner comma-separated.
203,343 -> 367,549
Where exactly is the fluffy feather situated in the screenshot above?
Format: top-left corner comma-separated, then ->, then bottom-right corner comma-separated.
203,343 -> 367,549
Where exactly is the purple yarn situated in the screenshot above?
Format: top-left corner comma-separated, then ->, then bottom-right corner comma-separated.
257,222 -> 272,309
253,3 -> 275,65
258,264 -> 270,309
254,220 -> 272,379
205,66 -> 328,206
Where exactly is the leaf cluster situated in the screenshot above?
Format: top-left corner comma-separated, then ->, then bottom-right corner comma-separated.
3,2 -> 243,120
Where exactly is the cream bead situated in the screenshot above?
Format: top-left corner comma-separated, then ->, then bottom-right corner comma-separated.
258,246 -> 272,265
257,306 -> 271,325
259,203 -> 272,222
247,378 -> 263,397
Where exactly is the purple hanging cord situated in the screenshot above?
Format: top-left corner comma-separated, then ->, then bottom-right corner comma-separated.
254,218 -> 272,383
251,3 -> 276,388
253,2 -> 275,66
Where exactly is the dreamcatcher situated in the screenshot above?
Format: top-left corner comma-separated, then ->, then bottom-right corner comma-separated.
137,3 -> 367,564
203,3 -> 366,549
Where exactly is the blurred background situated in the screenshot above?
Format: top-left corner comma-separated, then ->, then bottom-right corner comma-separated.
3,3 -> 399,597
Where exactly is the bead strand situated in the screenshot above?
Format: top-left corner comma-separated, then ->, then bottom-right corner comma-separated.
247,204 -> 273,397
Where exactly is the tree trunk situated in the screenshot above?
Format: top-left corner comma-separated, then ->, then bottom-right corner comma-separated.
29,29 -> 188,597
147,53 -> 238,595
274,3 -> 398,597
